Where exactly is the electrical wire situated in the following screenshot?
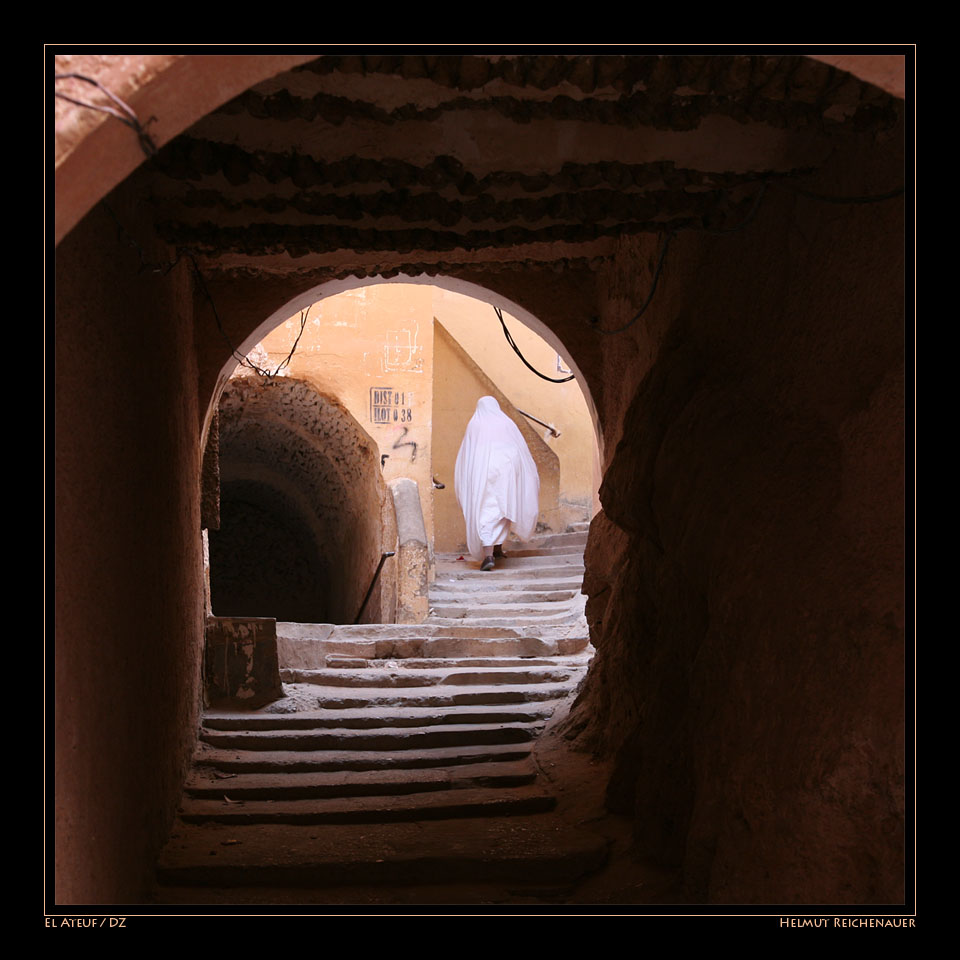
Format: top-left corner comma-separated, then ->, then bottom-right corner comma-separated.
590,227 -> 674,336
100,202 -> 308,378
781,183 -> 906,204
585,176 -> 904,337
55,73 -> 158,158
494,306 -> 575,383
697,182 -> 769,236
186,251 -> 310,378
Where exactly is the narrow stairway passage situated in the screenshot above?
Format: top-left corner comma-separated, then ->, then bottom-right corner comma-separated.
154,524 -> 611,902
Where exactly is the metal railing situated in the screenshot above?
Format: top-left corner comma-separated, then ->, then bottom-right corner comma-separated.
354,551 -> 395,624
516,408 -> 560,438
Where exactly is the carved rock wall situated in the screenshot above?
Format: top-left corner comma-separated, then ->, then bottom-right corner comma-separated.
563,132 -> 905,903
211,377 -> 388,625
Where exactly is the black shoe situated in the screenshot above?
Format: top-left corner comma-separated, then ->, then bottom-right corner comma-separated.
481,555 -> 495,571
493,544 -> 506,559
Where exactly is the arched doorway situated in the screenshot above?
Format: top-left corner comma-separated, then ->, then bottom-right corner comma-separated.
209,375 -> 389,625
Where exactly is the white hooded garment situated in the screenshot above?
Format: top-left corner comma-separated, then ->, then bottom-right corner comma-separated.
454,396 -> 540,560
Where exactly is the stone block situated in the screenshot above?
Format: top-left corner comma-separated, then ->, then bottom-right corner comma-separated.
205,616 -> 283,708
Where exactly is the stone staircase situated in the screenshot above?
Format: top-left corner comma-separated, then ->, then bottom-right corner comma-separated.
154,524 -> 605,902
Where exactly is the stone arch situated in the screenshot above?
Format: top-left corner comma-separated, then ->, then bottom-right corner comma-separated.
210,375 -> 390,625
54,54 -> 316,243
201,274 -> 603,469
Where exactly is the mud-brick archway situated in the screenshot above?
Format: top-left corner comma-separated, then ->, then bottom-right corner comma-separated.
205,274 -> 603,464
210,375 -> 390,625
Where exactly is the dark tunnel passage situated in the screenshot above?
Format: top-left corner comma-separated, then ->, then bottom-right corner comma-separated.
209,375 -> 388,625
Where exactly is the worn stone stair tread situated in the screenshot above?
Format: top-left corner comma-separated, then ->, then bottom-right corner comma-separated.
279,630 -> 588,656
200,721 -> 542,752
429,579 -> 583,593
526,532 -> 589,547
320,655 -> 587,669
156,816 -> 608,889
185,758 -> 537,799
438,550 -> 584,563
177,784 -> 557,825
306,687 -> 577,709
437,557 -> 586,569
424,613 -> 584,629
428,590 -> 579,604
435,557 -> 584,571
203,702 -> 557,730
501,546 -> 589,557
195,741 -> 534,773
283,682 -> 579,708
281,665 -> 576,687
279,621 -> 559,639
427,602 -> 583,619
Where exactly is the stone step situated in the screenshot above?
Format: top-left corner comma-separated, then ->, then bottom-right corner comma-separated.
431,572 -> 585,588
157,532 -> 594,901
320,655 -> 586,670
280,630 -> 566,663
435,556 -> 585,574
288,682 -> 580,709
281,665 -> 577,688
195,741 -> 534,774
200,721 -> 541,752
428,590 -> 578,604
567,521 -> 591,533
423,612 -> 584,629
202,701 -> 557,731
429,579 -> 583,595
530,531 -> 589,549
156,817 -> 607,889
499,545 -> 587,558
177,784 -> 557,826
185,759 -> 537,801
428,601 -> 582,620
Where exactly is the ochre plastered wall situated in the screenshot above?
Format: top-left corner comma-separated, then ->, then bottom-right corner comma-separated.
257,284 -> 436,557
54,187 -> 205,904
256,283 -> 594,557
432,287 -> 599,521
432,321 -> 561,553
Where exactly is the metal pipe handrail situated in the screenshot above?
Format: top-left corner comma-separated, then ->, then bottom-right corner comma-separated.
354,551 -> 395,624
516,408 -> 561,438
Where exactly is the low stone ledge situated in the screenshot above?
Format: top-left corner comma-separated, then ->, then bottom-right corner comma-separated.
205,616 -> 284,708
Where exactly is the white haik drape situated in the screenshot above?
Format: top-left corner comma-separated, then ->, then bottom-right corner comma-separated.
454,396 -> 540,560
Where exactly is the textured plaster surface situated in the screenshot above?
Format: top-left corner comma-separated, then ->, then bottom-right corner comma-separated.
54,189 -> 204,904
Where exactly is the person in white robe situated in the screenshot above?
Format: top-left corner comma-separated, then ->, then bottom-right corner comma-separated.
454,396 -> 540,570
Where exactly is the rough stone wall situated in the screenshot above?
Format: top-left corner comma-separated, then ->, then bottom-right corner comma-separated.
390,477 -> 430,623
210,377 -> 387,625
54,190 -> 205,904
563,130 -> 905,903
